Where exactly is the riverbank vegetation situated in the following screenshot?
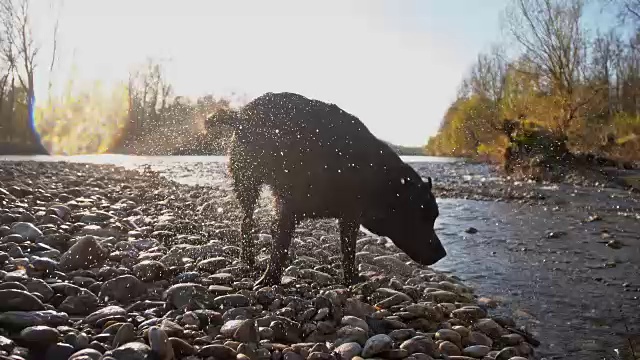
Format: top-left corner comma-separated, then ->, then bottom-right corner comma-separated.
6,0 -> 639,164
425,0 -> 640,174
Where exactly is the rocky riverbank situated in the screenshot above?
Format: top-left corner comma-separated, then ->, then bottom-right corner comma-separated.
0,160 -> 540,360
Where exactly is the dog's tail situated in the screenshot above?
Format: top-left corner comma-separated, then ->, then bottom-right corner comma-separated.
205,108 -> 242,132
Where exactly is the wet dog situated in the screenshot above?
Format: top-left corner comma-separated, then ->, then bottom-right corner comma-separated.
207,92 -> 446,287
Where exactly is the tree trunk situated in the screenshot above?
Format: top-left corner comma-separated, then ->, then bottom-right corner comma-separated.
8,76 -> 15,143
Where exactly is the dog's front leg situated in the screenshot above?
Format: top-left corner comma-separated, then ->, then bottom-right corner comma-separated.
254,201 -> 296,288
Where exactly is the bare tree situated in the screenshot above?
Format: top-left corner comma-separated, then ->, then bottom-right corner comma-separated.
48,0 -> 62,95
469,44 -> 510,103
0,0 -> 60,150
505,0 -> 595,135
603,0 -> 640,23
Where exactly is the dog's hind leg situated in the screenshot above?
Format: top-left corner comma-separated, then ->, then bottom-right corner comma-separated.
339,217 -> 360,286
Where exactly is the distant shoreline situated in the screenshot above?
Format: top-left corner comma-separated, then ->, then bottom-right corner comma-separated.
0,142 -> 49,156
0,142 -> 437,158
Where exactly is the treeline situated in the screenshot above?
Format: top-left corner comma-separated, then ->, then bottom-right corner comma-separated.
0,0 -> 242,156
0,0 -> 50,154
425,0 -> 640,166
36,58 -> 244,156
106,59 -> 247,156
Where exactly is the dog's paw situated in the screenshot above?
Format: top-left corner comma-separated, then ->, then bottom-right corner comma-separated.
253,273 -> 281,290
343,273 -> 367,287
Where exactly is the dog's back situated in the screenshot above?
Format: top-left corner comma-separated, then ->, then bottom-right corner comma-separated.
229,92 -> 404,218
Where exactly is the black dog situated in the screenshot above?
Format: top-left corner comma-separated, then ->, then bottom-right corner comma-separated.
207,92 -> 446,287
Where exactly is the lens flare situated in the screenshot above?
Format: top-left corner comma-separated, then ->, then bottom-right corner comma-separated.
34,80 -> 130,155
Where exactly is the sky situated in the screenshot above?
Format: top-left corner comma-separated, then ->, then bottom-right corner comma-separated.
31,0 -> 511,146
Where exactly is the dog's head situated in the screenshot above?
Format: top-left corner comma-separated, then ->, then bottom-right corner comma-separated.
362,163 -> 446,266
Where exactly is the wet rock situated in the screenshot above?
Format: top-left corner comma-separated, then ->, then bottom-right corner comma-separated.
343,298 -> 376,318
132,260 -> 166,282
80,211 -> 115,224
545,231 -> 566,239
499,333 -> 524,346
0,289 -> 45,311
99,275 -> 145,303
10,222 -> 42,241
341,316 -> 369,332
462,345 -> 491,358
438,340 -> 461,356
371,255 -> 414,276
164,283 -> 213,309
215,294 -> 251,308
169,337 -> 195,357
45,343 -> 76,360
159,319 -> 185,338
308,352 -> 336,360
334,342 -> 362,360
436,329 -> 462,345
69,348 -> 103,360
209,285 -> 234,297
0,310 -> 69,329
198,344 -> 237,359
20,325 -> 60,348
400,336 -> 437,357
361,334 -> 393,358
197,257 -> 232,273
472,319 -> 506,339
25,279 -> 55,302
466,331 -> 493,347
606,239 -> 624,249
335,326 -> 368,346
113,323 -> 136,347
84,306 -> 127,326
298,269 -> 333,285
148,326 -> 174,360
451,306 -> 487,322
2,233 -> 27,244
59,236 -> 107,271
0,335 -> 15,352
423,290 -> 459,303
465,227 -> 478,234
222,319 -> 259,343
495,346 -> 519,360
58,291 -> 100,315
104,341 -> 152,360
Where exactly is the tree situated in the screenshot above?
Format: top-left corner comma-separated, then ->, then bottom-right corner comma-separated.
505,0 -> 594,136
0,0 -> 60,153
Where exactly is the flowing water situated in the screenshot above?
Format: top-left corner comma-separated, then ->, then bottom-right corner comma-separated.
2,154 -> 640,360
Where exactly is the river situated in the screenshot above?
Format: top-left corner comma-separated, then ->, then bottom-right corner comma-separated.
2,154 -> 639,360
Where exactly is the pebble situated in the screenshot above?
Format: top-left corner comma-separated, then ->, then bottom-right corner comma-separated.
20,325 -> 60,348
10,222 -> 42,241
59,236 -> 107,271
341,316 -> 369,332
462,344 -> 491,357
149,326 -> 174,360
334,342 -> 362,359
362,334 -> 393,358
0,289 -> 45,311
